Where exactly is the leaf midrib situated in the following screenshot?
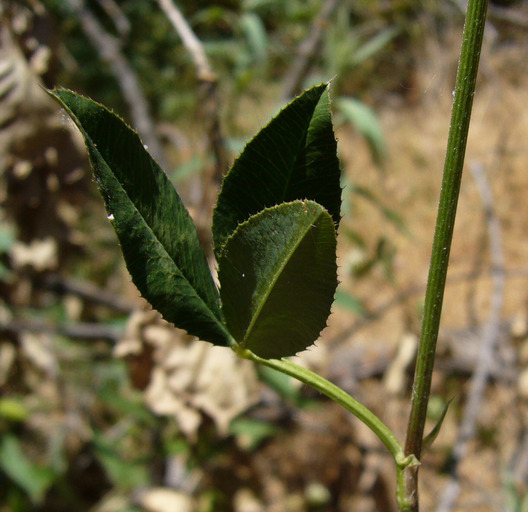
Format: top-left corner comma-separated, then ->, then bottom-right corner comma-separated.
79,116 -> 228,339
241,204 -> 321,350
281,105 -> 318,204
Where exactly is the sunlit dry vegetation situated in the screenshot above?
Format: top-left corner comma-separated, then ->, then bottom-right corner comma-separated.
2,1 -> 528,511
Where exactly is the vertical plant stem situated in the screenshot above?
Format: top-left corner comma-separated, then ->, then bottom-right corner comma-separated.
403,0 -> 488,509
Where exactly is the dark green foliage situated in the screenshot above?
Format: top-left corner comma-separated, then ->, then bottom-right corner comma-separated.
218,201 -> 337,358
49,84 -> 341,360
0,435 -> 56,504
212,84 -> 341,256
49,89 -> 232,347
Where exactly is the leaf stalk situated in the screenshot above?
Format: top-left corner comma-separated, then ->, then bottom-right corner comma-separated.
237,347 -> 417,505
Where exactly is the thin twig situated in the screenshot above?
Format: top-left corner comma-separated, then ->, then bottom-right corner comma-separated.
464,228 -> 488,327
156,0 -> 227,179
156,0 -> 215,82
510,428 -> 528,494
96,0 -> 131,37
156,0 -> 228,244
329,266 -> 528,346
65,0 -> 167,169
435,162 -> 505,512
488,5 -> 528,30
37,274 -> 135,314
0,317 -> 122,342
281,0 -> 341,101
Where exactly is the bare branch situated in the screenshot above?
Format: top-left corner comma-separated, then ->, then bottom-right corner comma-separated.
96,0 -> 131,37
488,5 -> 528,30
281,0 -> 340,101
510,428 -> 528,495
65,0 -> 167,169
37,274 -> 135,314
156,0 -> 228,241
156,0 -> 215,82
1,317 -> 122,342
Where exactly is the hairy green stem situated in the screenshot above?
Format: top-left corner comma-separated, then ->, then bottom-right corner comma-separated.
404,1 -> 488,509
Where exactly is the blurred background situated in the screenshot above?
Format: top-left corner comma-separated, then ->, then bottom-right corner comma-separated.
2,1 -> 528,511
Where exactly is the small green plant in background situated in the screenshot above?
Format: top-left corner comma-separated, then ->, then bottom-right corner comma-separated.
48,0 -> 488,508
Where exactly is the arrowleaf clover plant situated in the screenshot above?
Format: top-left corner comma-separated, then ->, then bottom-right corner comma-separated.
48,0 -> 488,503
49,84 -> 340,359
50,83 -> 416,507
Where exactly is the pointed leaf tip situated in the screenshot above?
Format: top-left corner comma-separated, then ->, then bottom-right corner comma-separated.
423,397 -> 454,451
48,88 -> 231,347
212,83 -> 342,257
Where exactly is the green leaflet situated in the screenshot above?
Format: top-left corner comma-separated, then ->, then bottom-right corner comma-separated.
0,434 -> 56,504
50,85 -> 342,359
212,83 -> 341,257
422,397 -> 454,451
49,89 -> 231,347
218,200 -> 337,359
336,97 -> 387,167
